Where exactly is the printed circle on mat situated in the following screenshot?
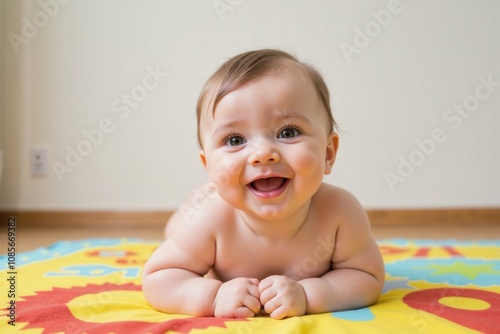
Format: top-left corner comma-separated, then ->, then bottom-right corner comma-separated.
439,296 -> 491,311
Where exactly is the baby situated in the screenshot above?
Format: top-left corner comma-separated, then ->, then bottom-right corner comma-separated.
143,49 -> 385,319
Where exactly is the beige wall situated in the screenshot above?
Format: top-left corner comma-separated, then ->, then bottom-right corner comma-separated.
1,0 -> 499,210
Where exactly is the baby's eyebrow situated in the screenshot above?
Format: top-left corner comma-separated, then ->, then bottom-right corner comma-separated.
212,119 -> 248,136
272,110 -> 312,125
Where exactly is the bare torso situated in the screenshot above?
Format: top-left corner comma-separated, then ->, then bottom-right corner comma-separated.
146,183 -> 384,318
166,183 -> 340,282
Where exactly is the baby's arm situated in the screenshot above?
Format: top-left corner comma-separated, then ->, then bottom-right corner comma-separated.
298,190 -> 384,314
144,207 -> 261,317
143,227 -> 220,316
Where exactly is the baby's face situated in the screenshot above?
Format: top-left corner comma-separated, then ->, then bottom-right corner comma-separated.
199,74 -> 338,220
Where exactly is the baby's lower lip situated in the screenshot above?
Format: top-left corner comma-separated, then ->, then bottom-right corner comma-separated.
247,178 -> 290,199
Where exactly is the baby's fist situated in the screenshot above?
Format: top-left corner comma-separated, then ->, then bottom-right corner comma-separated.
214,277 -> 261,318
258,275 -> 307,319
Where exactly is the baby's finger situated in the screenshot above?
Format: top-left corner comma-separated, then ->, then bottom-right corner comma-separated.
248,278 -> 260,286
248,283 -> 261,299
259,285 -> 276,305
234,306 -> 256,318
263,297 -> 280,315
269,304 -> 288,320
258,276 -> 275,292
243,295 -> 262,314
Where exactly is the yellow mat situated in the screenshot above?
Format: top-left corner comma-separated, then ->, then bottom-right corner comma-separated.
2,238 -> 500,333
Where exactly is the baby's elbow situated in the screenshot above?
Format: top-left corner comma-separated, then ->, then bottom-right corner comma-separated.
142,271 -> 178,314
351,282 -> 382,310
142,273 -> 163,310
366,287 -> 382,307
366,271 -> 385,306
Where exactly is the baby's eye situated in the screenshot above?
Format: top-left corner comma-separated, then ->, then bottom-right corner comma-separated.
278,127 -> 300,139
225,135 -> 246,147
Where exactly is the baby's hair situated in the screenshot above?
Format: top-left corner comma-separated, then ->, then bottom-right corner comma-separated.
196,49 -> 336,147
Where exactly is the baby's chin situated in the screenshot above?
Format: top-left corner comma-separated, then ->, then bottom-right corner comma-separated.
240,204 -> 298,222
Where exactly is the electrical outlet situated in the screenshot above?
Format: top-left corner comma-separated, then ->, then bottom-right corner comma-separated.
32,146 -> 49,175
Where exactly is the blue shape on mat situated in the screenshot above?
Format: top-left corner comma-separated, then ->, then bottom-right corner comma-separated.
332,307 -> 374,321
0,238 -> 155,270
386,258 -> 500,286
382,278 -> 413,293
45,264 -> 141,278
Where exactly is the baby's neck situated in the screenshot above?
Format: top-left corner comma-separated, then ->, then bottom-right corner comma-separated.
236,201 -> 311,241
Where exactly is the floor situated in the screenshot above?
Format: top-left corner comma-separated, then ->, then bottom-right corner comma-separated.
8,223 -> 500,253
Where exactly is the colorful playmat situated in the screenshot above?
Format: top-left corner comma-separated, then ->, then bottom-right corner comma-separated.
1,238 -> 500,333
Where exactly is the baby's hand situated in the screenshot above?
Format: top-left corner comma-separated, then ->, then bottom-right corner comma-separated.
214,277 -> 261,318
258,275 -> 307,319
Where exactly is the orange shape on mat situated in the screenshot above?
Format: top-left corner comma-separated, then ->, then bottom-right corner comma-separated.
13,283 -> 246,334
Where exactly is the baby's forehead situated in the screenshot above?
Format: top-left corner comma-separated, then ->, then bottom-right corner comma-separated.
196,54 -> 334,147
198,74 -> 322,136
209,71 -> 314,117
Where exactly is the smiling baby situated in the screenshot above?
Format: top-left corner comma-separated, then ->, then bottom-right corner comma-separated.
142,49 -> 385,319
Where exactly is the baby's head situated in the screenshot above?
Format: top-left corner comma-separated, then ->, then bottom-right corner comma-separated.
196,49 -> 336,148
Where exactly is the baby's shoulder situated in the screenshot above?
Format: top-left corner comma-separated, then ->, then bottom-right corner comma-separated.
168,191 -> 236,236
314,183 -> 362,207
312,183 -> 367,222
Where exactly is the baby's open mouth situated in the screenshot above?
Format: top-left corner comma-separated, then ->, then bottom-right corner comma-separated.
250,177 -> 287,192
247,177 -> 290,199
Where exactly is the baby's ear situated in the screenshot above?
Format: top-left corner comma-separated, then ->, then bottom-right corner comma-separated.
199,150 -> 217,189
324,132 -> 339,175
199,150 -> 207,169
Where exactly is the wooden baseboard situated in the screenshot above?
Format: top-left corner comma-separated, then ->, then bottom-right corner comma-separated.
0,211 -> 173,229
0,208 -> 499,228
366,208 -> 500,225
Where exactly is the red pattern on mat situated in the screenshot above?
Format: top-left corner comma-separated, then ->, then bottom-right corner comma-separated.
403,287 -> 500,333
12,283 -> 246,334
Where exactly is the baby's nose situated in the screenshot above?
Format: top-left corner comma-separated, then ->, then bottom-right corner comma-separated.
248,143 -> 280,166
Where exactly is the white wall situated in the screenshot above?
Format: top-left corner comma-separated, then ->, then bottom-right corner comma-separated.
1,0 -> 499,210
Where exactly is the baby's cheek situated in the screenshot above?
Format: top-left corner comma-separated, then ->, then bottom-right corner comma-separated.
294,149 -> 325,176
209,158 -> 244,188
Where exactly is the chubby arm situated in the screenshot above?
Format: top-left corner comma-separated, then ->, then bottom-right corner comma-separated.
142,224 -> 222,316
298,189 -> 385,313
144,197 -> 261,317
